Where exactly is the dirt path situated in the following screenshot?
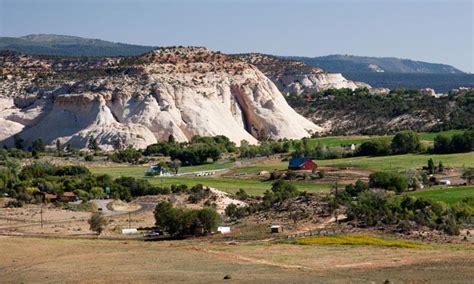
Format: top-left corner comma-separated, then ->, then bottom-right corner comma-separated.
187,246 -> 314,271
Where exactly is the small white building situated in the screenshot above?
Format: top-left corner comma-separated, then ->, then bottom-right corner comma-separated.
217,226 -> 231,234
122,228 -> 138,235
439,179 -> 451,185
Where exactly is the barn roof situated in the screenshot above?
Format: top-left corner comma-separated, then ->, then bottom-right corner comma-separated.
289,157 -> 310,168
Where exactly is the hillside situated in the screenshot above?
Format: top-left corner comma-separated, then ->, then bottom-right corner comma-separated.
234,53 -> 370,95
0,48 -> 321,150
0,34 -> 155,57
290,54 -> 465,74
286,88 -> 474,135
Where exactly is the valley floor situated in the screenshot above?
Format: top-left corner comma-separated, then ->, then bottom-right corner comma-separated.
1,236 -> 473,283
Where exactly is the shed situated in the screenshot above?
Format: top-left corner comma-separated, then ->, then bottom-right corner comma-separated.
288,157 -> 318,171
217,226 -> 231,234
440,179 -> 452,185
271,225 -> 283,233
58,192 -> 76,202
122,228 -> 138,234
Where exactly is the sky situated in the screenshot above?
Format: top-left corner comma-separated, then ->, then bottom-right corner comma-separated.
0,0 -> 472,72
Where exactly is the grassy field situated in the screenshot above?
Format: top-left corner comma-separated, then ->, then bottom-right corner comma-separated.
146,176 -> 332,196
408,186 -> 474,204
90,162 -> 232,178
305,129 -> 465,148
235,152 -> 474,174
1,237 -> 473,283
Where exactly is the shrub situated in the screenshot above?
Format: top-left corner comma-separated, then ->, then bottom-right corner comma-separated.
88,212 -> 107,234
109,147 -> 142,163
369,172 -> 408,193
391,131 -> 421,154
154,201 -> 220,237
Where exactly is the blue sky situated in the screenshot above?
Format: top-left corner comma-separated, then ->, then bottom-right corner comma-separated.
0,0 -> 472,72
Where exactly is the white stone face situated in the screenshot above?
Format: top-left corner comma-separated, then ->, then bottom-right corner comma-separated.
0,48 -> 322,149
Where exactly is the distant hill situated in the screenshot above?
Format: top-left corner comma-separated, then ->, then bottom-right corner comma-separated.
0,34 -> 155,57
289,55 -> 465,74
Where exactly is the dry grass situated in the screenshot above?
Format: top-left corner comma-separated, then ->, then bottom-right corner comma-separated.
1,236 -> 473,283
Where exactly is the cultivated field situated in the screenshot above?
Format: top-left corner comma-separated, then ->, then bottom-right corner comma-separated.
1,236 -> 474,283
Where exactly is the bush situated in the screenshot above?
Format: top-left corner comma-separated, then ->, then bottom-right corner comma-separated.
5,199 -> 23,208
88,212 -> 107,234
262,180 -> 299,207
391,131 -> 421,154
109,147 -> 142,163
369,172 -> 408,193
84,155 -> 94,162
187,184 -> 210,204
154,201 -> 220,237
357,139 -> 391,156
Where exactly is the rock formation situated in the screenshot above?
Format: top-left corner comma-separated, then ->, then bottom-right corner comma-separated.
0,48 -> 322,150
234,53 -> 370,95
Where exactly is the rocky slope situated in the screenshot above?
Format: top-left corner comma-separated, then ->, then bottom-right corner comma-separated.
234,54 -> 370,95
0,48 -> 321,150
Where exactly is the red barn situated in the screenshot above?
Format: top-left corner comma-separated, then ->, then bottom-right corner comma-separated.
288,157 -> 318,171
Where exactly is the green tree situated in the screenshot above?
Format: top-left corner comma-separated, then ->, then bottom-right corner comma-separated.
438,161 -> 444,173
88,137 -> 101,151
30,138 -> 45,153
427,158 -> 435,174
369,171 -> 408,193
88,212 -> 107,234
462,168 -> 474,184
391,131 -> 421,154
433,135 -> 451,153
13,134 -> 24,150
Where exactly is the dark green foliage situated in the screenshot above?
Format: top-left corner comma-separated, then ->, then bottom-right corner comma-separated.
346,191 -> 473,235
357,139 -> 391,156
109,147 -> 142,163
84,155 -> 94,161
344,180 -> 369,197
369,172 -> 408,193
235,188 -> 249,200
154,201 -> 220,237
390,131 -> 421,154
0,35 -> 155,57
187,184 -> 210,203
30,139 -> 45,153
286,88 -> 474,135
462,168 -> 474,184
13,134 -> 24,150
262,180 -> 299,207
144,135 -> 235,166
427,159 -> 435,174
433,130 -> 474,153
239,140 -> 290,158
87,137 -> 101,151
225,203 -> 249,220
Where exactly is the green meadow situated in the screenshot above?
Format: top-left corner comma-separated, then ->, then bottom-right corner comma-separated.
408,186 -> 474,204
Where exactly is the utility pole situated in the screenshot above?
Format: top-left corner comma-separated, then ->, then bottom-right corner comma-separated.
128,211 -> 131,229
40,203 -> 43,229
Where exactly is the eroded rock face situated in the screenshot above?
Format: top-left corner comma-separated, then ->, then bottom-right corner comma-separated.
234,53 -> 370,95
0,48 -> 322,150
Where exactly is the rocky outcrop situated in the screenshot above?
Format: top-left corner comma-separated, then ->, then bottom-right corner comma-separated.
0,48 -> 322,150
234,53 -> 370,95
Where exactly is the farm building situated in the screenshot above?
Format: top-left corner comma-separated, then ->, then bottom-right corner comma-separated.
271,225 -> 283,233
146,165 -> 172,176
288,157 -> 318,171
58,192 -> 76,202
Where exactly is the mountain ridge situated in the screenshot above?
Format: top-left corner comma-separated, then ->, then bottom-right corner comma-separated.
289,54 -> 465,74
